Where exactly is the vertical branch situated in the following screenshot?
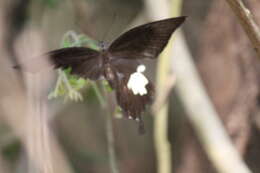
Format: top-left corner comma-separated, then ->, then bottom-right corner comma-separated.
13,29 -> 74,173
225,0 -> 260,57
144,0 -> 183,173
172,32 -> 251,173
96,83 -> 119,173
25,73 -> 54,173
0,2 -> 73,172
105,102 -> 119,173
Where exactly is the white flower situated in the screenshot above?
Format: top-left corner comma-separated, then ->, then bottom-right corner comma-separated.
127,65 -> 149,96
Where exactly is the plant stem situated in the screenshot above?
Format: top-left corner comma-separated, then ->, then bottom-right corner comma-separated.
53,73 -> 62,96
58,69 -> 73,91
98,84 -> 119,173
105,103 -> 119,173
225,0 -> 260,58
145,0 -> 182,172
91,81 -> 106,108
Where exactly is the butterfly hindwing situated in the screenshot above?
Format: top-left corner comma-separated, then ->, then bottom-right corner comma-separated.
115,74 -> 154,119
108,59 -> 154,120
114,69 -> 154,134
108,16 -> 186,59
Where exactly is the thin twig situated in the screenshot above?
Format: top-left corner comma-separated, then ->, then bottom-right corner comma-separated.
91,81 -> 106,108
100,85 -> 119,173
92,81 -> 119,173
105,102 -> 119,173
225,0 -> 260,57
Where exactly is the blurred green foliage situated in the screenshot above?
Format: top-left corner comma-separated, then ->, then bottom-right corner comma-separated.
38,0 -> 61,8
48,31 -> 97,102
48,31 -> 113,104
1,140 -> 21,163
61,31 -> 100,50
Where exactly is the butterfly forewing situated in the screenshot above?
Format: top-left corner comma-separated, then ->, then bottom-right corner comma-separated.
48,47 -> 102,80
108,16 -> 186,59
110,58 -> 140,75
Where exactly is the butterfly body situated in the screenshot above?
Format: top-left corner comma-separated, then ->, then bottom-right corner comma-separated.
41,16 -> 186,132
103,63 -> 118,88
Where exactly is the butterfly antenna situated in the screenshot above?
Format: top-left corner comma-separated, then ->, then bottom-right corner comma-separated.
101,13 -> 117,44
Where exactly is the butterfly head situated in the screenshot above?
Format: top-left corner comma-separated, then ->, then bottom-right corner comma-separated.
99,41 -> 109,51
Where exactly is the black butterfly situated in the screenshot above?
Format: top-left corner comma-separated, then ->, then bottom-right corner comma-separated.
25,16 -> 186,133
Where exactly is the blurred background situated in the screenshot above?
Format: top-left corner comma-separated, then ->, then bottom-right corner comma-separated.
0,0 -> 259,173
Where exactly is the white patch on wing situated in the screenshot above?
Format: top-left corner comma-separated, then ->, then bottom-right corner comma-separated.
127,64 -> 149,96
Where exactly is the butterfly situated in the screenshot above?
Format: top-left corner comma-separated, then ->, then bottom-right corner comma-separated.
19,16 -> 186,133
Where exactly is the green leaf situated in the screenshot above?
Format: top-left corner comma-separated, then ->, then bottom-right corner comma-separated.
102,80 -> 113,92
